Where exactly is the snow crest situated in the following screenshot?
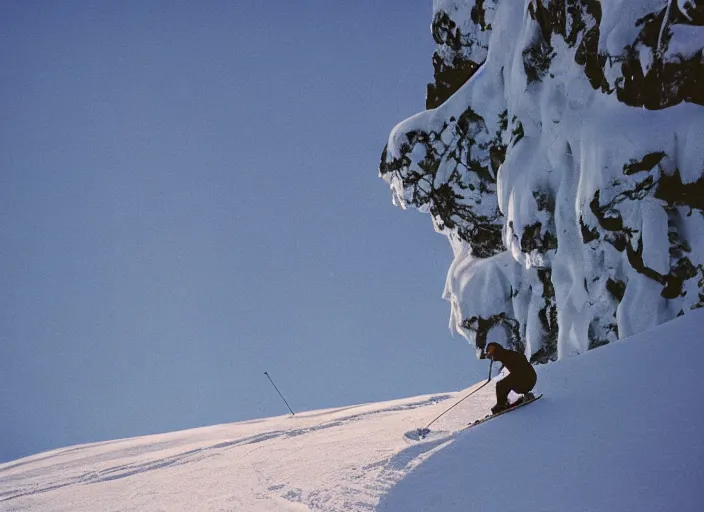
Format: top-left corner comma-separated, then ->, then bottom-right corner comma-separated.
380,0 -> 704,360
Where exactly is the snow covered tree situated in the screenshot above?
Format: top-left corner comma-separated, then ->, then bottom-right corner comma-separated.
379,0 -> 704,361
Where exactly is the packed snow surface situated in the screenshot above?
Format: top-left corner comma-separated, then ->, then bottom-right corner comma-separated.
2,311 -> 703,511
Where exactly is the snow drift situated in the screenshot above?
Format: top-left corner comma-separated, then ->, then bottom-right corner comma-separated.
379,0 -> 704,361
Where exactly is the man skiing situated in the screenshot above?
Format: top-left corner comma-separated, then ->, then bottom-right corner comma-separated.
485,342 -> 537,414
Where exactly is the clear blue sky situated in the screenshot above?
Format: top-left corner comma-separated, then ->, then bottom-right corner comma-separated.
0,0 -> 486,463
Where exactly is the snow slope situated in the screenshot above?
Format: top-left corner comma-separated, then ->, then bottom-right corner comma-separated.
0,389 -> 494,511
2,310 -> 703,511
379,309 -> 704,512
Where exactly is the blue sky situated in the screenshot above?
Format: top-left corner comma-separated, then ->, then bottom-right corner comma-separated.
0,1 -> 486,463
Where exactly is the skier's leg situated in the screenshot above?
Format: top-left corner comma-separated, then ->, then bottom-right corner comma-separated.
495,377 -> 512,404
505,371 -> 537,405
493,374 -> 518,413
513,372 -> 537,394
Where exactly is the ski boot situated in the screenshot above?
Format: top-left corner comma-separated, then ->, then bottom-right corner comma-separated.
491,401 -> 510,414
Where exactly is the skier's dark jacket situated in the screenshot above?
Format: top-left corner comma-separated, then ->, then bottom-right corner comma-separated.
490,345 -> 537,382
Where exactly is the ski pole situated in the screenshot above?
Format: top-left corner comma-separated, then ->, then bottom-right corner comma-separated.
421,359 -> 493,432
264,371 -> 295,416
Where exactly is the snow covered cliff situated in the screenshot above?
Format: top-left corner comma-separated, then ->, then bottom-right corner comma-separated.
380,0 -> 704,361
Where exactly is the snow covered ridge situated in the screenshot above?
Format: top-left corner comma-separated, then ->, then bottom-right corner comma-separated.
379,0 -> 704,361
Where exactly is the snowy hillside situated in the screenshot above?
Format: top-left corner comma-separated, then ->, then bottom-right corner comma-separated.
379,309 -> 704,512
380,0 -> 704,361
2,310 -> 703,511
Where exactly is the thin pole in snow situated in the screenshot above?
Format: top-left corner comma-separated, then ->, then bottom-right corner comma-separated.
264,371 -> 295,416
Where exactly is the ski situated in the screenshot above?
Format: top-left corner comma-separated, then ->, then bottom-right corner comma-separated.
463,393 -> 543,430
404,393 -> 543,441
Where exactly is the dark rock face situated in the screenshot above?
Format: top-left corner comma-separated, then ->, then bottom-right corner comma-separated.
380,0 -> 704,361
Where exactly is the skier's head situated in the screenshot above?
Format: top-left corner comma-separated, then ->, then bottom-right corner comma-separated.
486,342 -> 503,359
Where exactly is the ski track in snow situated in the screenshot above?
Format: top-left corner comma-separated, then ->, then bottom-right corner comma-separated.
0,392 -> 482,511
5,313 -> 703,511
